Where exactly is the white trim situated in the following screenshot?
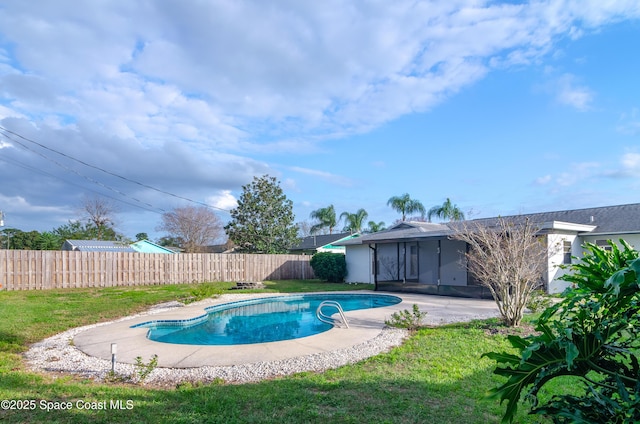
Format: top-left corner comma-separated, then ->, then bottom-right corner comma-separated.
542,221 -> 597,233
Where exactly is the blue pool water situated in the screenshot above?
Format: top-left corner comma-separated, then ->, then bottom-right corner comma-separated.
132,293 -> 402,345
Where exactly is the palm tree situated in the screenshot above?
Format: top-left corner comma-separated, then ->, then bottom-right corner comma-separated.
367,220 -> 386,233
427,198 -> 465,222
340,209 -> 368,234
310,205 -> 337,234
387,193 -> 426,221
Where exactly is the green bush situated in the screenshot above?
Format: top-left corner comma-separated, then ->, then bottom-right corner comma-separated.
188,283 -> 224,302
385,304 -> 427,331
483,240 -> 640,423
310,252 -> 347,283
525,289 -> 552,313
134,354 -> 158,383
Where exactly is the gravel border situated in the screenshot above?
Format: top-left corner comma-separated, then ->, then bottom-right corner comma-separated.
24,294 -> 499,386
24,299 -> 409,386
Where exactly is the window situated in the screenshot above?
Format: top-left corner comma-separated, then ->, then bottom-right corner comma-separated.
409,244 -> 418,278
563,240 -> 572,264
595,239 -> 613,251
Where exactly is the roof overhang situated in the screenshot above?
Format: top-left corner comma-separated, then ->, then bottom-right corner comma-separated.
540,221 -> 597,233
579,230 -> 640,237
334,223 -> 452,246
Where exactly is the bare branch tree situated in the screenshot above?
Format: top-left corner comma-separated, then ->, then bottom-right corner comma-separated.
157,206 -> 224,253
451,217 -> 551,326
80,196 -> 118,240
379,257 -> 400,281
296,220 -> 313,238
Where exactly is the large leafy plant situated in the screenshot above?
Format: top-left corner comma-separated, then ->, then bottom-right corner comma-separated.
483,240 -> 640,423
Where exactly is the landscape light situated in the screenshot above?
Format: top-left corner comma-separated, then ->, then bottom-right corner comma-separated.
111,343 -> 117,373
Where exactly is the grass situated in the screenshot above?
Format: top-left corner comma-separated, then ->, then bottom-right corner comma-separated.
0,280 -> 568,423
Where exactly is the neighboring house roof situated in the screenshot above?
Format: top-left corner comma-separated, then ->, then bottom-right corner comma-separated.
320,233 -> 361,251
203,243 -> 234,253
290,232 -> 355,253
62,239 -> 176,253
62,239 -> 137,252
130,239 -> 176,254
337,203 -> 640,245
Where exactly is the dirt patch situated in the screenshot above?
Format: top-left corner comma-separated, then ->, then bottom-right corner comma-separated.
483,323 -> 539,338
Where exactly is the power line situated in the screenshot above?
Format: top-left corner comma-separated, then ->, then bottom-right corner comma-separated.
0,154 -> 165,215
0,134 -> 165,214
0,126 -> 231,213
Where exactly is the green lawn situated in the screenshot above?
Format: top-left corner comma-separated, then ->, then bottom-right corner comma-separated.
0,281 -> 564,423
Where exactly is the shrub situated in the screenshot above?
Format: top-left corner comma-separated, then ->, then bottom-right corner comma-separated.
483,240 -> 640,423
385,304 -> 427,331
451,217 -> 548,326
310,252 -> 347,283
188,283 -> 224,302
525,290 -> 552,313
134,354 -> 158,383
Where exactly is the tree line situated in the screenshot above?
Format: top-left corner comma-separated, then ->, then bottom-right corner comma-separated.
1,174 -> 465,253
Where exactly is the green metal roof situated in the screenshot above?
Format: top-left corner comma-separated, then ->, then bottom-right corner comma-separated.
130,239 -> 176,254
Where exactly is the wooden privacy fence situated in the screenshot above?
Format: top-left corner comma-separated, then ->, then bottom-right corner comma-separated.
0,250 -> 315,291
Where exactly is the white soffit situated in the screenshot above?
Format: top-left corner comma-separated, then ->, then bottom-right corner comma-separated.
543,221 -> 597,233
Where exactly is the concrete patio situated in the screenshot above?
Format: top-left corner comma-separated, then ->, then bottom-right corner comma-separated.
73,291 -> 500,368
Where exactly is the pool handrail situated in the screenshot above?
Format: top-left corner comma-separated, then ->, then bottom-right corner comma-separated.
316,300 -> 349,329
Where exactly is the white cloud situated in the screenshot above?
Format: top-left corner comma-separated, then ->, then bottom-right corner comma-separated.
614,152 -> 640,178
1,0 -> 636,145
617,108 -> 640,136
554,73 -> 594,110
598,151 -> 640,180
282,178 -> 298,193
555,162 -> 601,186
0,138 -> 14,149
0,193 -> 69,216
1,1 -> 640,233
0,117 -> 271,218
206,190 -> 237,211
535,175 -> 552,185
535,71 -> 594,111
622,152 -> 640,169
289,166 -> 354,187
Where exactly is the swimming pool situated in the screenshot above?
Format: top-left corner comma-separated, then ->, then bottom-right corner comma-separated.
133,293 -> 402,345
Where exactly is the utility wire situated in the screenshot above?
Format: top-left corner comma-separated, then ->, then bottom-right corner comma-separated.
0,154 -> 165,215
0,126 -> 230,213
1,133 -> 165,213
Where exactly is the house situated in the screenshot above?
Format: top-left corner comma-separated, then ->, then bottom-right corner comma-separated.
62,240 -> 137,252
62,239 -> 175,254
202,240 -> 235,253
130,239 -> 176,254
288,233 -> 358,255
336,203 -> 640,298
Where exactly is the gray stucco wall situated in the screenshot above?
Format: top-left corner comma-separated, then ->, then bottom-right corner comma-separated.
440,239 -> 467,286
377,243 -> 400,281
418,240 -> 439,283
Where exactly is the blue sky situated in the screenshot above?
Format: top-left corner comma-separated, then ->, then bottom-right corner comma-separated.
0,1 -> 639,241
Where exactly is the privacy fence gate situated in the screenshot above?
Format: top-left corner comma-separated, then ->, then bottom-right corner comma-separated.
0,250 -> 314,291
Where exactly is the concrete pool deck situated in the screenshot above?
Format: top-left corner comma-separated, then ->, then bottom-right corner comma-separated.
73,291 -> 500,369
